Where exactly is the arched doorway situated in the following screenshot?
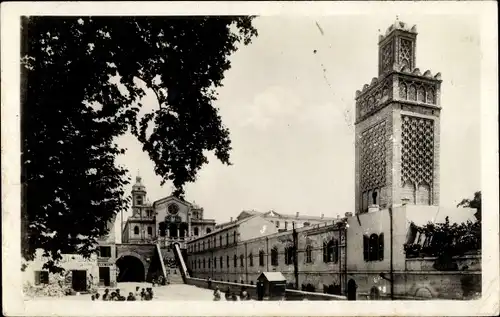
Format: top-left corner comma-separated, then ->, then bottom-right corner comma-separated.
116,255 -> 145,282
369,286 -> 380,300
347,279 -> 357,301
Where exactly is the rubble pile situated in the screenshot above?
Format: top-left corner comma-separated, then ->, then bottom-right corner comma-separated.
23,281 -> 67,298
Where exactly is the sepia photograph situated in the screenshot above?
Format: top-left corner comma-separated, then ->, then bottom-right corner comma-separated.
1,1 -> 498,316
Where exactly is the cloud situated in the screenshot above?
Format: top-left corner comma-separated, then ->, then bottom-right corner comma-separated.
240,85 -> 303,129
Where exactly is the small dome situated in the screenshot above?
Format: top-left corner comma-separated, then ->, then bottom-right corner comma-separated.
132,175 -> 146,192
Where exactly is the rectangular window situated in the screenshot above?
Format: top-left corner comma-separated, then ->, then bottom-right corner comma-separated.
99,246 -> 112,258
34,271 -> 49,285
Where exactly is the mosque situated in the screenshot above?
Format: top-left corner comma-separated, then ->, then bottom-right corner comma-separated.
22,20 -> 481,300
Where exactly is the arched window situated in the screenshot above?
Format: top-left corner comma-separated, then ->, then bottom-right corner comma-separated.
271,247 -> 279,266
364,233 -> 384,262
158,222 -> 166,237
259,250 -> 265,266
276,221 -> 280,228
213,257 -> 216,268
220,256 -> 223,268
208,258 -> 211,268
208,240 -> 211,249
305,245 -> 313,263
219,236 -> 222,247
198,259 -> 201,268
226,255 -> 230,268
248,253 -> 253,267
206,228 -> 212,234
323,239 -> 339,263
284,246 -> 295,265
147,226 -> 153,236
226,232 -> 229,246
233,254 -> 237,267
134,226 -> 139,235
233,231 -> 237,244
370,287 -> 381,300
203,258 -> 206,269
193,227 -> 199,236
240,254 -> 244,267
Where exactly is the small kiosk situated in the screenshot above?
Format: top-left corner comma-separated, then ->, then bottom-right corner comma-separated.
257,272 -> 287,301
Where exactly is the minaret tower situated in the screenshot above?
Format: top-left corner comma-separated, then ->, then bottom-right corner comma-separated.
354,20 -> 442,214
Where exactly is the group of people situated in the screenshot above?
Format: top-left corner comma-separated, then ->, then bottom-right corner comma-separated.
151,275 -> 166,287
213,286 -> 251,301
91,287 -> 155,301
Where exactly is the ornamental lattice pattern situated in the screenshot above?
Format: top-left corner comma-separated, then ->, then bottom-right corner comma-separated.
360,121 -> 387,191
401,115 -> 434,186
399,39 -> 413,69
381,41 -> 394,72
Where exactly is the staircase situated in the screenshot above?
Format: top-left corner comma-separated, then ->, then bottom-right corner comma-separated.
159,246 -> 185,284
173,243 -> 190,283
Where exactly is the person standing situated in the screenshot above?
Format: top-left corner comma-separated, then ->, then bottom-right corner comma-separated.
102,289 -> 110,301
213,286 -> 221,301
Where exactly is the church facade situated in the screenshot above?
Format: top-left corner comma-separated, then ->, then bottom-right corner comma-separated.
121,176 -> 216,248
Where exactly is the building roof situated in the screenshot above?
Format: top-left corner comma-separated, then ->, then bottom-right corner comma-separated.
258,272 -> 286,282
187,214 -> 260,243
236,209 -> 336,222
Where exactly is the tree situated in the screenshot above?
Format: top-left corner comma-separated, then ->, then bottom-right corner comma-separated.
457,191 -> 481,222
21,16 -> 258,272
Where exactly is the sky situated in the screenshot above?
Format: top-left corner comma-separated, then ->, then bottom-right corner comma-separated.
113,14 -> 481,235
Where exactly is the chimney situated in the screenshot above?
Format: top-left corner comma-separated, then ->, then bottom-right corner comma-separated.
321,213 -> 324,219
336,215 -> 340,220
230,217 -> 233,222
296,212 -> 299,218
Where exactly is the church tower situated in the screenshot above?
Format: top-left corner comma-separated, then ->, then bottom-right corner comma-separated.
354,20 -> 442,214
131,174 -> 147,217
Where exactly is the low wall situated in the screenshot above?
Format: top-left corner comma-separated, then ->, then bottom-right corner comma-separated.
186,277 -> 346,301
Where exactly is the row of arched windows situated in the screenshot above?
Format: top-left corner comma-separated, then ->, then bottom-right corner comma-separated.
189,242 -> 341,271
188,231 -> 238,253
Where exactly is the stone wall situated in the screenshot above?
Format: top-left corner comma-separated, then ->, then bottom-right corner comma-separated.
185,277 -> 346,301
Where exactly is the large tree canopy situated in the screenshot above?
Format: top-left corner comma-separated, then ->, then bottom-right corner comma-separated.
21,16 -> 257,271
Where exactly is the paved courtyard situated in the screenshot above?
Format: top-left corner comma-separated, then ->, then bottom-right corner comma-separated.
29,283 -> 216,301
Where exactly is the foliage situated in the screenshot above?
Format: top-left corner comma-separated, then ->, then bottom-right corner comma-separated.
403,217 -> 481,269
21,16 -> 257,272
457,191 -> 481,222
